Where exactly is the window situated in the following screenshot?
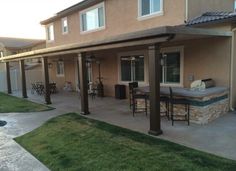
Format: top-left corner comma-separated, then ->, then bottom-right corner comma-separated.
56,61 -> 64,76
46,24 -> 54,41
62,17 -> 68,34
160,47 -> 184,86
80,2 -> 105,32
235,0 -> 236,12
138,0 -> 163,18
0,51 -> 3,57
120,55 -> 144,82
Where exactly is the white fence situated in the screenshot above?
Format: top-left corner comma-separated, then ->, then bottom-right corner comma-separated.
0,69 -> 43,92
0,69 -> 19,92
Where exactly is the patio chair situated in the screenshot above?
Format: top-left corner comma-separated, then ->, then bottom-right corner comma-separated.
35,83 -> 44,95
132,90 -> 148,117
88,83 -> 97,99
31,83 -> 37,94
129,82 -> 139,109
49,83 -> 57,94
169,87 -> 190,126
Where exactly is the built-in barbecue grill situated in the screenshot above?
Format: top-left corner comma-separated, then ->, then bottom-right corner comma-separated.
202,79 -> 215,88
191,78 -> 215,90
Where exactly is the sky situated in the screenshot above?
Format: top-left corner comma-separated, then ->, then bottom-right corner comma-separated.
0,0 -> 83,39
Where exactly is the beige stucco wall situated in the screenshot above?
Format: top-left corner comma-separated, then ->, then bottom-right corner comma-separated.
46,0 -> 186,47
92,53 -> 118,97
47,36 -> 231,99
90,37 -> 231,97
26,66 -> 43,89
187,0 -> 234,20
182,37 -> 231,88
49,56 -> 77,91
231,29 -> 236,109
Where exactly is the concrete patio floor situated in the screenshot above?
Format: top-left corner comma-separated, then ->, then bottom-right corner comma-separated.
1,90 -> 236,170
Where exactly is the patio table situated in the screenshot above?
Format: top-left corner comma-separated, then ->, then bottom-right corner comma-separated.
31,82 -> 57,95
31,82 -> 44,95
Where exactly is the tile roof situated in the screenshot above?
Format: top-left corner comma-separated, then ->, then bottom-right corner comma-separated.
187,12 -> 236,26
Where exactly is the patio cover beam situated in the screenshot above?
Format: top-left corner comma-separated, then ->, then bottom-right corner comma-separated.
42,57 -> 52,105
0,26 -> 232,62
148,44 -> 162,136
19,60 -> 27,98
78,52 -> 90,115
5,62 -> 12,94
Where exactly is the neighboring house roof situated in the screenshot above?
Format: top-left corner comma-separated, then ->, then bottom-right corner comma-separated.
187,12 -> 236,26
0,37 -> 45,49
40,0 -> 101,25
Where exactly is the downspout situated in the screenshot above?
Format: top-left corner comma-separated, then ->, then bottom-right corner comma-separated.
230,28 -> 236,111
185,0 -> 189,22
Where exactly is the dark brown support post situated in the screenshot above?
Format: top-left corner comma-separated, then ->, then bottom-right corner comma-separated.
148,44 -> 163,136
19,60 -> 27,98
5,62 -> 12,94
76,58 -> 80,90
78,52 -> 90,115
42,57 -> 52,104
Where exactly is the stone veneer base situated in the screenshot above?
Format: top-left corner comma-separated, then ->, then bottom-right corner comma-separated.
137,96 -> 229,125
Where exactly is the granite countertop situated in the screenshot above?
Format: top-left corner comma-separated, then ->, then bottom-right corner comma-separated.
136,86 -> 228,98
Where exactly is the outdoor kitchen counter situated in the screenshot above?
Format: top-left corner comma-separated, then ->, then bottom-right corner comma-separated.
136,86 -> 228,99
136,86 -> 229,124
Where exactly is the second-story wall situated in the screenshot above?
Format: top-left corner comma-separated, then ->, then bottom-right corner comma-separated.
46,0 -> 186,47
187,0 -> 234,20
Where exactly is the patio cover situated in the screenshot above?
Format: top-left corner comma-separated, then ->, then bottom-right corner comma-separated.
1,25 -> 232,136
0,25 -> 232,62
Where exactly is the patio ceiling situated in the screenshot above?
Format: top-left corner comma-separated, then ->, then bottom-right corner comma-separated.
0,25 -> 232,62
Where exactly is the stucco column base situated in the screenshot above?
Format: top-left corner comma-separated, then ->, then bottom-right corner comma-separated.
80,111 -> 90,115
148,129 -> 163,136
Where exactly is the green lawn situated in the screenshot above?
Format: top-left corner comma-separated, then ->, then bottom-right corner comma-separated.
15,113 -> 236,171
0,92 -> 52,113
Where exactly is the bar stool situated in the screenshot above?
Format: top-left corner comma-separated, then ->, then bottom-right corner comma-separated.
160,96 -> 169,119
169,87 -> 190,126
132,91 -> 148,117
129,82 -> 139,109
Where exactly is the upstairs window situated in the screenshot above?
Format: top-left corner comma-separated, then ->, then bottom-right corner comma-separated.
139,0 -> 163,18
46,24 -> 54,41
80,2 -> 105,32
62,17 -> 68,34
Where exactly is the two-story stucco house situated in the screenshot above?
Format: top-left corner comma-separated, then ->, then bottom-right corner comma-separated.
2,0 -> 236,135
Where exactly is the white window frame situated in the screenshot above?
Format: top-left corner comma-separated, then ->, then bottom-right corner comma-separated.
118,50 -> 148,86
234,0 -> 236,12
79,2 -> 106,34
46,23 -> 54,42
0,51 -> 4,57
160,46 -> 184,87
56,61 -> 65,77
61,17 -> 68,35
138,0 -> 164,20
